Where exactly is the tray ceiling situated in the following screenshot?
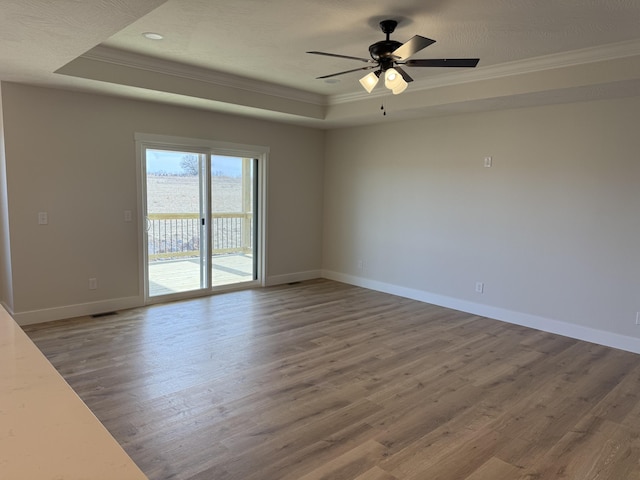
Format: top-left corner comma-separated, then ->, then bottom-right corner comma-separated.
3,0 -> 640,127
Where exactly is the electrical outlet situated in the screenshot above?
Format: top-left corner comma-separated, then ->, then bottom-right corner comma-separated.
636,312 -> 640,325
484,156 -> 492,168
89,278 -> 98,290
124,210 -> 132,222
475,282 -> 484,294
38,212 -> 48,225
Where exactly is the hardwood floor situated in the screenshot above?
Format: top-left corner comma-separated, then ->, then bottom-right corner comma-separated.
24,279 -> 640,480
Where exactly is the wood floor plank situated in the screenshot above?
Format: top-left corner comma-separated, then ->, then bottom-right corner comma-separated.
23,279 -> 640,480
353,466 -> 398,480
518,417 -> 640,479
296,440 -> 389,480
462,457 -> 523,480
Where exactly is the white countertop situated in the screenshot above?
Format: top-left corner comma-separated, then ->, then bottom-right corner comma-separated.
0,306 -> 148,480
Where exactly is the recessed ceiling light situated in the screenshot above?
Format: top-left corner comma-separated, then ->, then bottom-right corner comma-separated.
142,32 -> 164,40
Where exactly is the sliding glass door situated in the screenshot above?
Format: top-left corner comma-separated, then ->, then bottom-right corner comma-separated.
140,142 -> 263,301
210,155 -> 257,287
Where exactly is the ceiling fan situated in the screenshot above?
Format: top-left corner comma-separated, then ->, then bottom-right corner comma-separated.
307,19 -> 479,94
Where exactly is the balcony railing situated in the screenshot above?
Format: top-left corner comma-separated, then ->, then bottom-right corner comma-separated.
147,213 -> 252,261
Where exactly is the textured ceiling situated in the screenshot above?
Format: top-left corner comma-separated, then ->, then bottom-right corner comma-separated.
0,0 -> 167,82
2,0 -> 640,127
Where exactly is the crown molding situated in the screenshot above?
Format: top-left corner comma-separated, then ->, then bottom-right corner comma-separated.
330,38 -> 640,105
82,46 -> 327,106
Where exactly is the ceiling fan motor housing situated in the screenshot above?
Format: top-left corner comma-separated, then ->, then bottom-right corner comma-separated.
369,40 -> 402,68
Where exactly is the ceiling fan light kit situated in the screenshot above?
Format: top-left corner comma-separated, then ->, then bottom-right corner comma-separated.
308,19 -> 479,95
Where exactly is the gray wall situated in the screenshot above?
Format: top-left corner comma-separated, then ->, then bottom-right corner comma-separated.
323,96 -> 640,349
0,83 -> 325,322
3,80 -> 640,352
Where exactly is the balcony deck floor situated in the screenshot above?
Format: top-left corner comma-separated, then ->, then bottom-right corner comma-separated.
148,254 -> 253,297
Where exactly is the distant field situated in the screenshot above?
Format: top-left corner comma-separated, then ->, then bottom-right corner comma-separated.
146,175 -> 246,213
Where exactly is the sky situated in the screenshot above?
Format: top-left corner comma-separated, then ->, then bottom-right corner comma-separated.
146,149 -> 244,176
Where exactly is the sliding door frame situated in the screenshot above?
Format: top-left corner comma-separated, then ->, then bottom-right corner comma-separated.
135,133 -> 269,305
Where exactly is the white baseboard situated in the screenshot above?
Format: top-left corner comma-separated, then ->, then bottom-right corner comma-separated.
265,270 -> 322,287
322,270 -> 640,355
13,296 -> 144,326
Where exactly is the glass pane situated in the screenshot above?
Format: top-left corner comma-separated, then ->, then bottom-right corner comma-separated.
211,156 -> 256,286
146,149 -> 204,296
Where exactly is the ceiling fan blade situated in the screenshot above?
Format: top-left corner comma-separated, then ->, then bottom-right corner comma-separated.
403,58 -> 480,68
316,65 -> 378,79
394,66 -> 413,83
392,35 -> 436,61
307,51 -> 375,63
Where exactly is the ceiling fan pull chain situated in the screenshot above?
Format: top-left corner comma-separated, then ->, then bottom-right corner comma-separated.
381,103 -> 386,116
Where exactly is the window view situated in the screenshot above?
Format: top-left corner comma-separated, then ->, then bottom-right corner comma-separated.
145,149 -> 257,297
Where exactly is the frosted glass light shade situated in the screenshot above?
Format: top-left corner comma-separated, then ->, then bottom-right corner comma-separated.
392,78 -> 408,94
385,68 -> 403,90
359,71 -> 379,93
